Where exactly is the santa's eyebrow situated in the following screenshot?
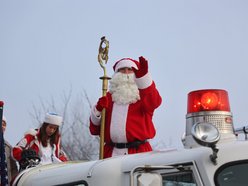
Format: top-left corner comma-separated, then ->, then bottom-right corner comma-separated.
118,67 -> 133,71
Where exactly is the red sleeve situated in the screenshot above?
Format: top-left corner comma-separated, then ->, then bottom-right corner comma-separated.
58,148 -> 68,161
12,134 -> 35,161
139,82 -> 162,112
12,146 -> 23,161
59,155 -> 68,162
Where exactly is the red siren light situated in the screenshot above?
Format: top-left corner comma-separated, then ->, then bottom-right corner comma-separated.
187,89 -> 230,113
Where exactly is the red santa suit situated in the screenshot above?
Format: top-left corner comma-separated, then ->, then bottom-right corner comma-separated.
90,57 -> 162,158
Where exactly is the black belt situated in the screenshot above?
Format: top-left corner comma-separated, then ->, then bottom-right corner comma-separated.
109,140 -> 147,149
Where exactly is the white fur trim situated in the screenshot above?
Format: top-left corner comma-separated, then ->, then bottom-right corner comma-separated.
135,73 -> 152,89
112,148 -> 128,157
17,138 -> 28,148
25,128 -> 38,136
44,113 -> 63,127
114,59 -> 138,72
22,128 -> 39,148
110,103 -> 128,143
90,107 -> 101,126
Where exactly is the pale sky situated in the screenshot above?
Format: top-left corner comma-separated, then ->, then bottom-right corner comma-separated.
1,0 -> 248,149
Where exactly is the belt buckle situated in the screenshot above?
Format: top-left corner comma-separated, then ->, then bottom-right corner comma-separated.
124,143 -> 127,148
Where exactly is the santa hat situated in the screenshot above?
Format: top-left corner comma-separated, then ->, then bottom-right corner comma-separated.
2,115 -> 6,123
113,58 -> 139,73
44,112 -> 63,127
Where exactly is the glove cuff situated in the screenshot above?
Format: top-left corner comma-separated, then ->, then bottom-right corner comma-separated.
90,106 -> 101,126
135,72 -> 152,89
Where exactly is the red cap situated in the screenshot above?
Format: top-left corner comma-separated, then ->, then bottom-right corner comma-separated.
0,101 -> 4,107
187,89 -> 230,113
113,58 -> 139,72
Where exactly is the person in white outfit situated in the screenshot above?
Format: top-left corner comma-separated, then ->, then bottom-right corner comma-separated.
12,113 -> 68,168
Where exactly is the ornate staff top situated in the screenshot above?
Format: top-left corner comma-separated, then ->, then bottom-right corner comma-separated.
98,36 -> 109,77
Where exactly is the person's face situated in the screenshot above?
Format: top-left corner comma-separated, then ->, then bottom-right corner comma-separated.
118,67 -> 134,74
2,121 -> 6,133
46,124 -> 58,136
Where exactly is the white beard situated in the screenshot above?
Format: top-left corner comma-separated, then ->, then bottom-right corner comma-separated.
109,73 -> 140,105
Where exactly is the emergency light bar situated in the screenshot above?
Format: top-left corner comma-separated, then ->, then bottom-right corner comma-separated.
187,89 -> 230,113
183,89 -> 236,149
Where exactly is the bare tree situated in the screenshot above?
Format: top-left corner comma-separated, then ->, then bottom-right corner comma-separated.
30,88 -> 99,161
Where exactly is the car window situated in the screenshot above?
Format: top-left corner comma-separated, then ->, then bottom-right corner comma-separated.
215,160 -> 248,186
162,171 -> 197,186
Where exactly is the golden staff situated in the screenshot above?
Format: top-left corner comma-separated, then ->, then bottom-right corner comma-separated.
98,36 -> 110,159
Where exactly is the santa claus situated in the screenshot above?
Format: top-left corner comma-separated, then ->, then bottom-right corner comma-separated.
89,56 -> 162,158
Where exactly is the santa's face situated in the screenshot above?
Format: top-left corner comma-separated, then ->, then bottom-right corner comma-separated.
109,72 -> 140,104
117,67 -> 134,74
2,121 -> 6,133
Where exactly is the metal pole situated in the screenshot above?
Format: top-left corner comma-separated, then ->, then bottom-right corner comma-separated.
97,36 -> 110,159
0,101 -> 8,186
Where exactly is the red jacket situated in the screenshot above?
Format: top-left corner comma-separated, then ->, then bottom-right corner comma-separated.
12,129 -> 67,162
90,81 -> 162,158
